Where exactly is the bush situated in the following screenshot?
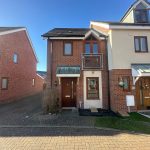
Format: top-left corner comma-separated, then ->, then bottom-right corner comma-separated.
42,85 -> 59,114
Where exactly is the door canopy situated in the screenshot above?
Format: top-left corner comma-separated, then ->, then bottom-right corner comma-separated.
131,64 -> 150,84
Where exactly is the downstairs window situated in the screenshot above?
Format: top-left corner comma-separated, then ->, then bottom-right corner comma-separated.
86,77 -> 99,99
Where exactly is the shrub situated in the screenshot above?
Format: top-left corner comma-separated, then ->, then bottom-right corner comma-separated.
42,85 -> 59,114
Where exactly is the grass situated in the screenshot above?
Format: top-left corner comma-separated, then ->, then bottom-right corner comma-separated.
95,113 -> 150,134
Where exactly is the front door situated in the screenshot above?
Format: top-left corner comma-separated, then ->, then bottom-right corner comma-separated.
136,77 -> 150,110
61,78 -> 77,107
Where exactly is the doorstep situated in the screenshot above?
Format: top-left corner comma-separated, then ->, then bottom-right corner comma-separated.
118,111 -> 130,117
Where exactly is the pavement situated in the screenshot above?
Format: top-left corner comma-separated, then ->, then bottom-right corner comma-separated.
0,94 -> 149,150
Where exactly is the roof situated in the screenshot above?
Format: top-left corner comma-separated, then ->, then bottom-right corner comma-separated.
91,21 -> 150,26
0,27 -> 38,62
37,71 -> 47,78
0,27 -> 24,33
120,0 -> 150,22
132,64 -> 150,73
56,66 -> 81,75
42,28 -> 106,38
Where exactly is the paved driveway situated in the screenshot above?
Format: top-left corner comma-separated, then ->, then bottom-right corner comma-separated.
0,94 -> 94,126
0,94 -> 150,150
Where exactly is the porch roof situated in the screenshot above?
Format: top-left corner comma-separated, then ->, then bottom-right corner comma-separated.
56,66 -> 80,77
132,64 -> 150,74
131,64 -> 150,85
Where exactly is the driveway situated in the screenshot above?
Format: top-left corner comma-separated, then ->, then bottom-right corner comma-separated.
0,94 -> 150,150
0,94 -> 94,126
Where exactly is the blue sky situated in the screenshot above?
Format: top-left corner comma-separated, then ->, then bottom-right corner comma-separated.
0,0 -> 134,71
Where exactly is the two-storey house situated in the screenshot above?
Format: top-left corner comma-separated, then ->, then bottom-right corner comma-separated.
42,28 -> 109,109
91,0 -> 150,112
43,0 -> 150,112
0,27 -> 44,103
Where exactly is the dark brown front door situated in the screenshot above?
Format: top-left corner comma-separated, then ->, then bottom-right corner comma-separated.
136,77 -> 150,110
61,78 -> 77,107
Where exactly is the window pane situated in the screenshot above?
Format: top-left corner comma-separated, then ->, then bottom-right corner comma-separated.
140,10 -> 148,23
123,77 -> 130,91
2,78 -> 8,89
87,78 -> 99,99
135,10 -> 148,23
64,43 -> 72,55
140,38 -> 147,51
85,43 -> 90,54
135,38 -> 140,51
93,43 -> 98,54
13,53 -> 18,63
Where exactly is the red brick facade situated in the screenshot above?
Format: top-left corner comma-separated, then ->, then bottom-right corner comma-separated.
0,30 -> 44,103
109,69 -> 137,112
47,39 -> 109,109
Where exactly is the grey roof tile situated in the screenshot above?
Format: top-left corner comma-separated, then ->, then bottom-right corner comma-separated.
42,28 -> 106,37
0,27 -> 24,33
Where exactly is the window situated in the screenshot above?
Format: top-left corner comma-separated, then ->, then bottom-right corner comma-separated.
1,77 -> 8,90
123,76 -> 130,92
13,53 -> 18,63
134,10 -> 148,23
85,43 -> 90,54
86,77 -> 99,99
32,79 -> 35,86
64,42 -> 72,55
85,41 -> 99,54
134,36 -> 148,52
93,43 -> 98,54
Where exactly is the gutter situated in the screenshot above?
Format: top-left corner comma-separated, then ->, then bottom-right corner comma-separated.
105,36 -> 111,110
50,41 -> 53,88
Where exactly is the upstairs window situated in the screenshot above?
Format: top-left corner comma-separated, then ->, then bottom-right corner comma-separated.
85,43 -> 90,54
85,41 -> 99,54
134,9 -> 149,23
1,77 -> 8,90
64,42 -> 72,56
93,43 -> 98,54
134,36 -> 148,52
13,53 -> 18,63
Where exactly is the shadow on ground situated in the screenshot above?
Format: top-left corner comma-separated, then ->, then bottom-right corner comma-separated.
0,94 -> 149,137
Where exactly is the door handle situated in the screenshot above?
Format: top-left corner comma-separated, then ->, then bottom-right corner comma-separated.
65,95 -> 71,98
72,81 -> 73,99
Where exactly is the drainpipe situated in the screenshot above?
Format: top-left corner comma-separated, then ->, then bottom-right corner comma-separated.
47,38 -> 53,88
50,40 -> 53,88
105,36 -> 111,110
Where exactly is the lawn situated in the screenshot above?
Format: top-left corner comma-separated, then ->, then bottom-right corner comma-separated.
95,113 -> 150,134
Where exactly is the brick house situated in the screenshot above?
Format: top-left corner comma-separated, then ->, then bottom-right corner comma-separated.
0,27 -> 44,103
43,0 -> 150,112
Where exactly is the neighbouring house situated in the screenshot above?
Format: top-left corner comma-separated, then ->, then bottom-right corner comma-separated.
0,27 -> 44,103
37,71 -> 47,80
43,0 -> 150,112
90,0 -> 150,112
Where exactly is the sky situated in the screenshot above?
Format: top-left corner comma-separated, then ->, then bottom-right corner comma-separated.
0,0 -> 134,71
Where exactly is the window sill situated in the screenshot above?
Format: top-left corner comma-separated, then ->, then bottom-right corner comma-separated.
86,98 -> 100,100
135,51 -> 149,53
